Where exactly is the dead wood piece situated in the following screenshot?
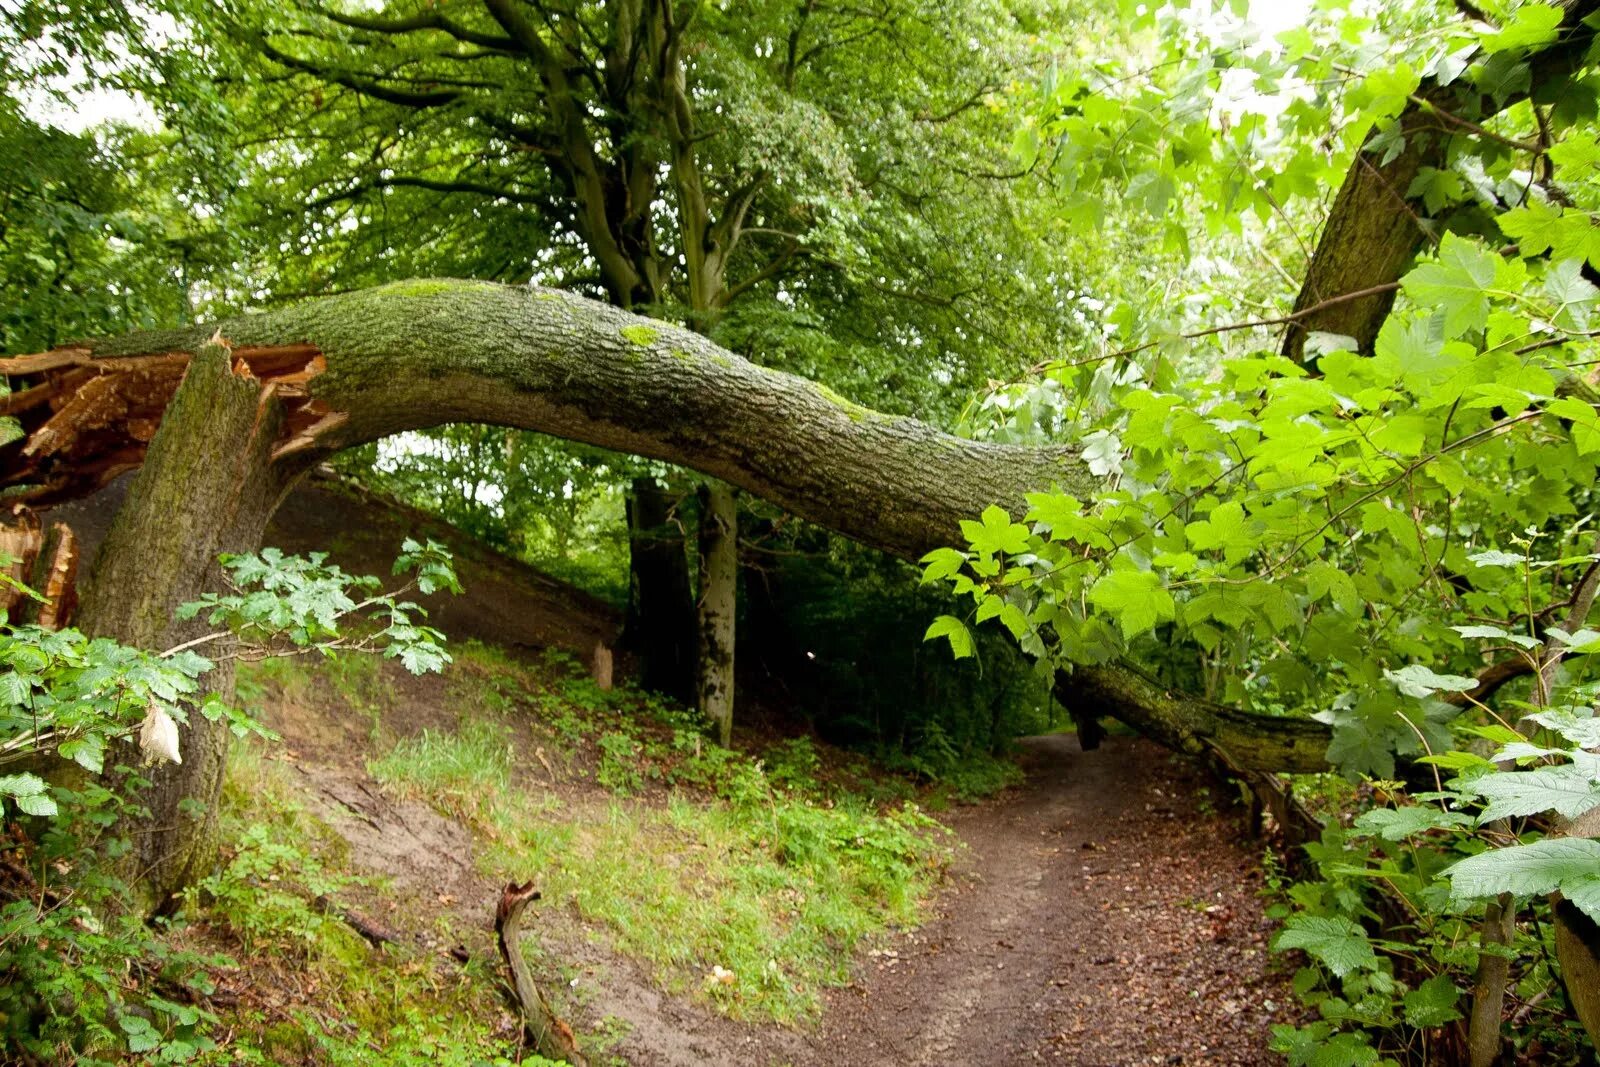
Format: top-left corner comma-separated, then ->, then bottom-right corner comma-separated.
312,893 -> 401,948
0,382 -> 54,417
1,342 -> 332,506
273,410 -> 350,461
591,641 -> 613,691
0,512 -> 42,617
32,522 -> 78,629
0,346 -> 91,375
495,881 -> 587,1066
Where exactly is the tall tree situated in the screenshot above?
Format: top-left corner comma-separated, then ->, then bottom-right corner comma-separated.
156,0 -> 1082,723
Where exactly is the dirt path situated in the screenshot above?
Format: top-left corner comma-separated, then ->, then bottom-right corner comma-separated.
790,734 -> 1294,1067
277,691 -> 1297,1067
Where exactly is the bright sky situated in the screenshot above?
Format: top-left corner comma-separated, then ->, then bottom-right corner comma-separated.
1249,0 -> 1315,38
4,0 -> 171,134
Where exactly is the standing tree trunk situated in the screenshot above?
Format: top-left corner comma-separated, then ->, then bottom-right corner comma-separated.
1555,807 -> 1600,1050
696,482 -> 737,746
1467,893 -> 1515,1067
622,476 -> 695,703
75,345 -> 301,910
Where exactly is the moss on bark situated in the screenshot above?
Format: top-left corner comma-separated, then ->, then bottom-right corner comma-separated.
76,347 -> 301,910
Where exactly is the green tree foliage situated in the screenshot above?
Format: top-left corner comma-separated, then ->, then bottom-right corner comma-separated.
0,100 -> 191,353
0,544 -> 457,1060
911,1 -> 1600,1058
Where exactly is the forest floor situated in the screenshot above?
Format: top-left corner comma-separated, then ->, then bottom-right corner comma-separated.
244,683 -> 1295,1066
66,476 -> 1297,1065
793,733 -> 1293,1066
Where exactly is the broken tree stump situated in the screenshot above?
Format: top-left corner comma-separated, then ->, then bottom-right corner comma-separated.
494,881 -> 587,1066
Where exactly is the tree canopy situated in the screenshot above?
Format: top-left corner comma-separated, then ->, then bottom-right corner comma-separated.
10,0 -> 1600,1061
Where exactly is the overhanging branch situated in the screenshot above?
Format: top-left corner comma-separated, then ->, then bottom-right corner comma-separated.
259,39 -> 464,109
1,279 -> 1334,772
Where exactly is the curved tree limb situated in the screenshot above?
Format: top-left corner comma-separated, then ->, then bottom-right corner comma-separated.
495,881 -> 587,1065
1,279 -> 1332,772
6,281 -> 1085,562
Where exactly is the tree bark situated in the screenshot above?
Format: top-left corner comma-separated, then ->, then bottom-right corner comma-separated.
3,280 -> 1333,777
1283,0 -> 1600,362
1467,892 -> 1515,1067
73,345 -> 302,909
1555,807 -> 1600,1051
495,881 -> 588,1066
621,476 -> 695,703
696,482 -> 737,746
1279,110 -> 1440,361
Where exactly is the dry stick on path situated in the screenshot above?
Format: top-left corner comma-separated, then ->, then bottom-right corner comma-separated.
495,881 -> 587,1066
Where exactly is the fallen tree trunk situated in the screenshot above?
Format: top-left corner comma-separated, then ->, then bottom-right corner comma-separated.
1053,663 -> 1333,775
0,282 -> 1333,834
2,281 -> 1083,563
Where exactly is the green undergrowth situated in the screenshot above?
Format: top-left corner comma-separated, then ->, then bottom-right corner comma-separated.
181,745 -> 551,1066
874,719 -> 1026,803
364,641 -> 955,1024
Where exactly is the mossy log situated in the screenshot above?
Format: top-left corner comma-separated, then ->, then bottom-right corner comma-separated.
0,282 -> 1334,856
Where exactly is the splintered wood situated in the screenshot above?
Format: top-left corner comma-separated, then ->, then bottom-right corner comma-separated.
0,511 -> 78,628
0,341 -> 334,504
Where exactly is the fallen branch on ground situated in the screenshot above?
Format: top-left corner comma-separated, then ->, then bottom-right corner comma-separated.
494,880 -> 587,1065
